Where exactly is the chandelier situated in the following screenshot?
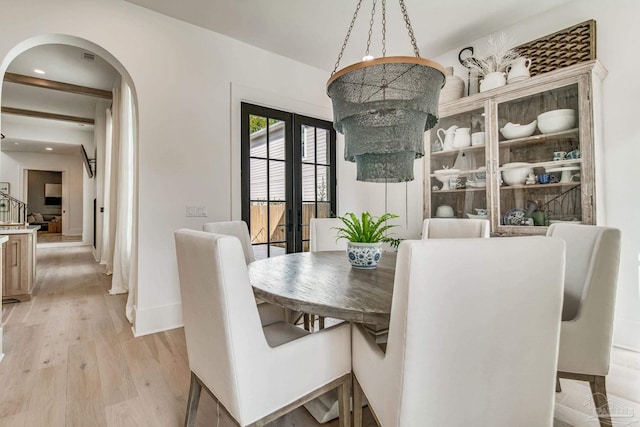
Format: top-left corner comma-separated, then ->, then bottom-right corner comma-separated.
327,0 -> 445,183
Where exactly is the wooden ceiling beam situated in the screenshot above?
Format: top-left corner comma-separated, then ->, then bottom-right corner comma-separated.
3,72 -> 112,100
1,106 -> 94,125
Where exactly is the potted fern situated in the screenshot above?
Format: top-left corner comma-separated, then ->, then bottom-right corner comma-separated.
335,212 -> 400,269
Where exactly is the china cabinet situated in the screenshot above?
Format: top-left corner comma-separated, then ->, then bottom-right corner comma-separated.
424,60 -> 606,236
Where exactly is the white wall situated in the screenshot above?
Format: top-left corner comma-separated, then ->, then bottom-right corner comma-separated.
0,151 -> 84,234
427,0 -> 640,350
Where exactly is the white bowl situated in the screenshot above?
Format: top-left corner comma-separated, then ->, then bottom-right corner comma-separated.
435,205 -> 454,218
466,213 -> 488,219
537,109 -> 576,134
501,162 -> 533,186
499,120 -> 537,139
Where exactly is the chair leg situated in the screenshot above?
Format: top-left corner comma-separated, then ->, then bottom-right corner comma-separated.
352,374 -> 364,427
556,377 -> 562,392
589,375 -> 612,427
185,372 -> 202,427
304,314 -> 312,331
318,316 -> 325,330
337,374 -> 351,427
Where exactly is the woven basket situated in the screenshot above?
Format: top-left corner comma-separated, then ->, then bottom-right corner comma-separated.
515,20 -> 596,77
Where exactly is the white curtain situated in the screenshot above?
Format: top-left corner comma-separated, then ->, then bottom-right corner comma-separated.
101,77 -> 138,324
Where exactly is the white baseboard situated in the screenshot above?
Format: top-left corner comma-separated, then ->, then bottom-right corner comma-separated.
132,302 -> 183,337
613,317 -> 640,352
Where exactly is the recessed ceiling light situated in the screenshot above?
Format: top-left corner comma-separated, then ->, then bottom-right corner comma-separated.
14,142 -> 19,145
33,69 -> 45,75
45,147 -> 53,151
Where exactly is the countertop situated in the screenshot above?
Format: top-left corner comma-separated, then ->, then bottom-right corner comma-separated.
0,225 -> 40,234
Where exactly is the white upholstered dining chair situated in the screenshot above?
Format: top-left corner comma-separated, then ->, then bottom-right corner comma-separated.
547,223 -> 621,427
352,237 -> 566,426
175,229 -> 352,427
421,218 -> 490,239
203,221 -> 286,326
310,217 -> 347,252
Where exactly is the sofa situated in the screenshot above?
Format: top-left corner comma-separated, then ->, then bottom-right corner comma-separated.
27,213 -> 61,232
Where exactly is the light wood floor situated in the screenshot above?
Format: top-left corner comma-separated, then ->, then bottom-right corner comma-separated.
36,233 -> 83,244
1,245 -> 639,426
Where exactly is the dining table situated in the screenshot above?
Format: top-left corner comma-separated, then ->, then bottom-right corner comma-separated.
248,249 -> 397,423
249,250 -> 397,330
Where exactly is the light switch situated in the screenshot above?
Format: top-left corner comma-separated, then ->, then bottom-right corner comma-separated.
186,206 -> 208,217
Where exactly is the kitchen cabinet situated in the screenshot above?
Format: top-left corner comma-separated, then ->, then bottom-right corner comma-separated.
424,60 -> 606,236
1,228 -> 37,301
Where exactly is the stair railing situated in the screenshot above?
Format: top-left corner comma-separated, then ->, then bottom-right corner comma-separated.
0,191 -> 28,225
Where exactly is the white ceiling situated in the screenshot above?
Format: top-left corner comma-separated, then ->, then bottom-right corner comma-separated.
126,0 -> 574,71
1,44 -> 118,155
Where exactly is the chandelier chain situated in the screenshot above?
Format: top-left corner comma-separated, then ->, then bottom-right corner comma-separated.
332,0 -> 364,75
398,0 -> 420,57
364,0 -> 377,56
381,0 -> 387,57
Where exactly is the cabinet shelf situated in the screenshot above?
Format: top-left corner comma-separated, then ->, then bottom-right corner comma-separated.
430,144 -> 486,158
498,159 -> 583,171
432,186 -> 486,194
499,182 -> 581,191
498,128 -> 578,148
430,167 -> 487,177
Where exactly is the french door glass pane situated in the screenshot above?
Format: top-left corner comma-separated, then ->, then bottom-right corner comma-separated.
249,115 -> 267,158
316,202 -> 332,219
269,160 -> 286,201
249,203 -> 268,244
316,166 -> 330,202
303,125 -> 316,162
249,159 -> 267,200
269,202 -> 286,243
301,164 -> 316,202
316,128 -> 329,165
268,119 -> 286,161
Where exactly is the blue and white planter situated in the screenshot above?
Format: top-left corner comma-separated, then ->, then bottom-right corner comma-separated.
347,242 -> 382,269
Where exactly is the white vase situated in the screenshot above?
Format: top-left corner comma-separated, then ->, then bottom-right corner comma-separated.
479,71 -> 506,92
347,242 -> 382,269
439,66 -> 465,103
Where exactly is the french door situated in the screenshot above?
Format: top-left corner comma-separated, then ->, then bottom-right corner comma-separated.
241,103 -> 337,258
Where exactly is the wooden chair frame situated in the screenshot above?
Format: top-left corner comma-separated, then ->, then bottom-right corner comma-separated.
185,371 -> 351,427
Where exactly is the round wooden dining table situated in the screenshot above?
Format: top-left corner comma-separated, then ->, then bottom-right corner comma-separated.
248,250 -> 397,327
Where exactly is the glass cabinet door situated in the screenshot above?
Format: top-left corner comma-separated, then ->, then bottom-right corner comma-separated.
429,107 -> 488,220
495,83 -> 582,233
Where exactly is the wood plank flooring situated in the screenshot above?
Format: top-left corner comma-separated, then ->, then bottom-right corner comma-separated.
1,245 -> 639,426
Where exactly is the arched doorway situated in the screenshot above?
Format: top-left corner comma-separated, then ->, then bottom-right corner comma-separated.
0,34 -> 139,322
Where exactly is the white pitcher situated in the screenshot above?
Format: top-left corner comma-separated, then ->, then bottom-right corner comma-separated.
453,127 -> 471,149
437,125 -> 458,151
506,57 -> 531,83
